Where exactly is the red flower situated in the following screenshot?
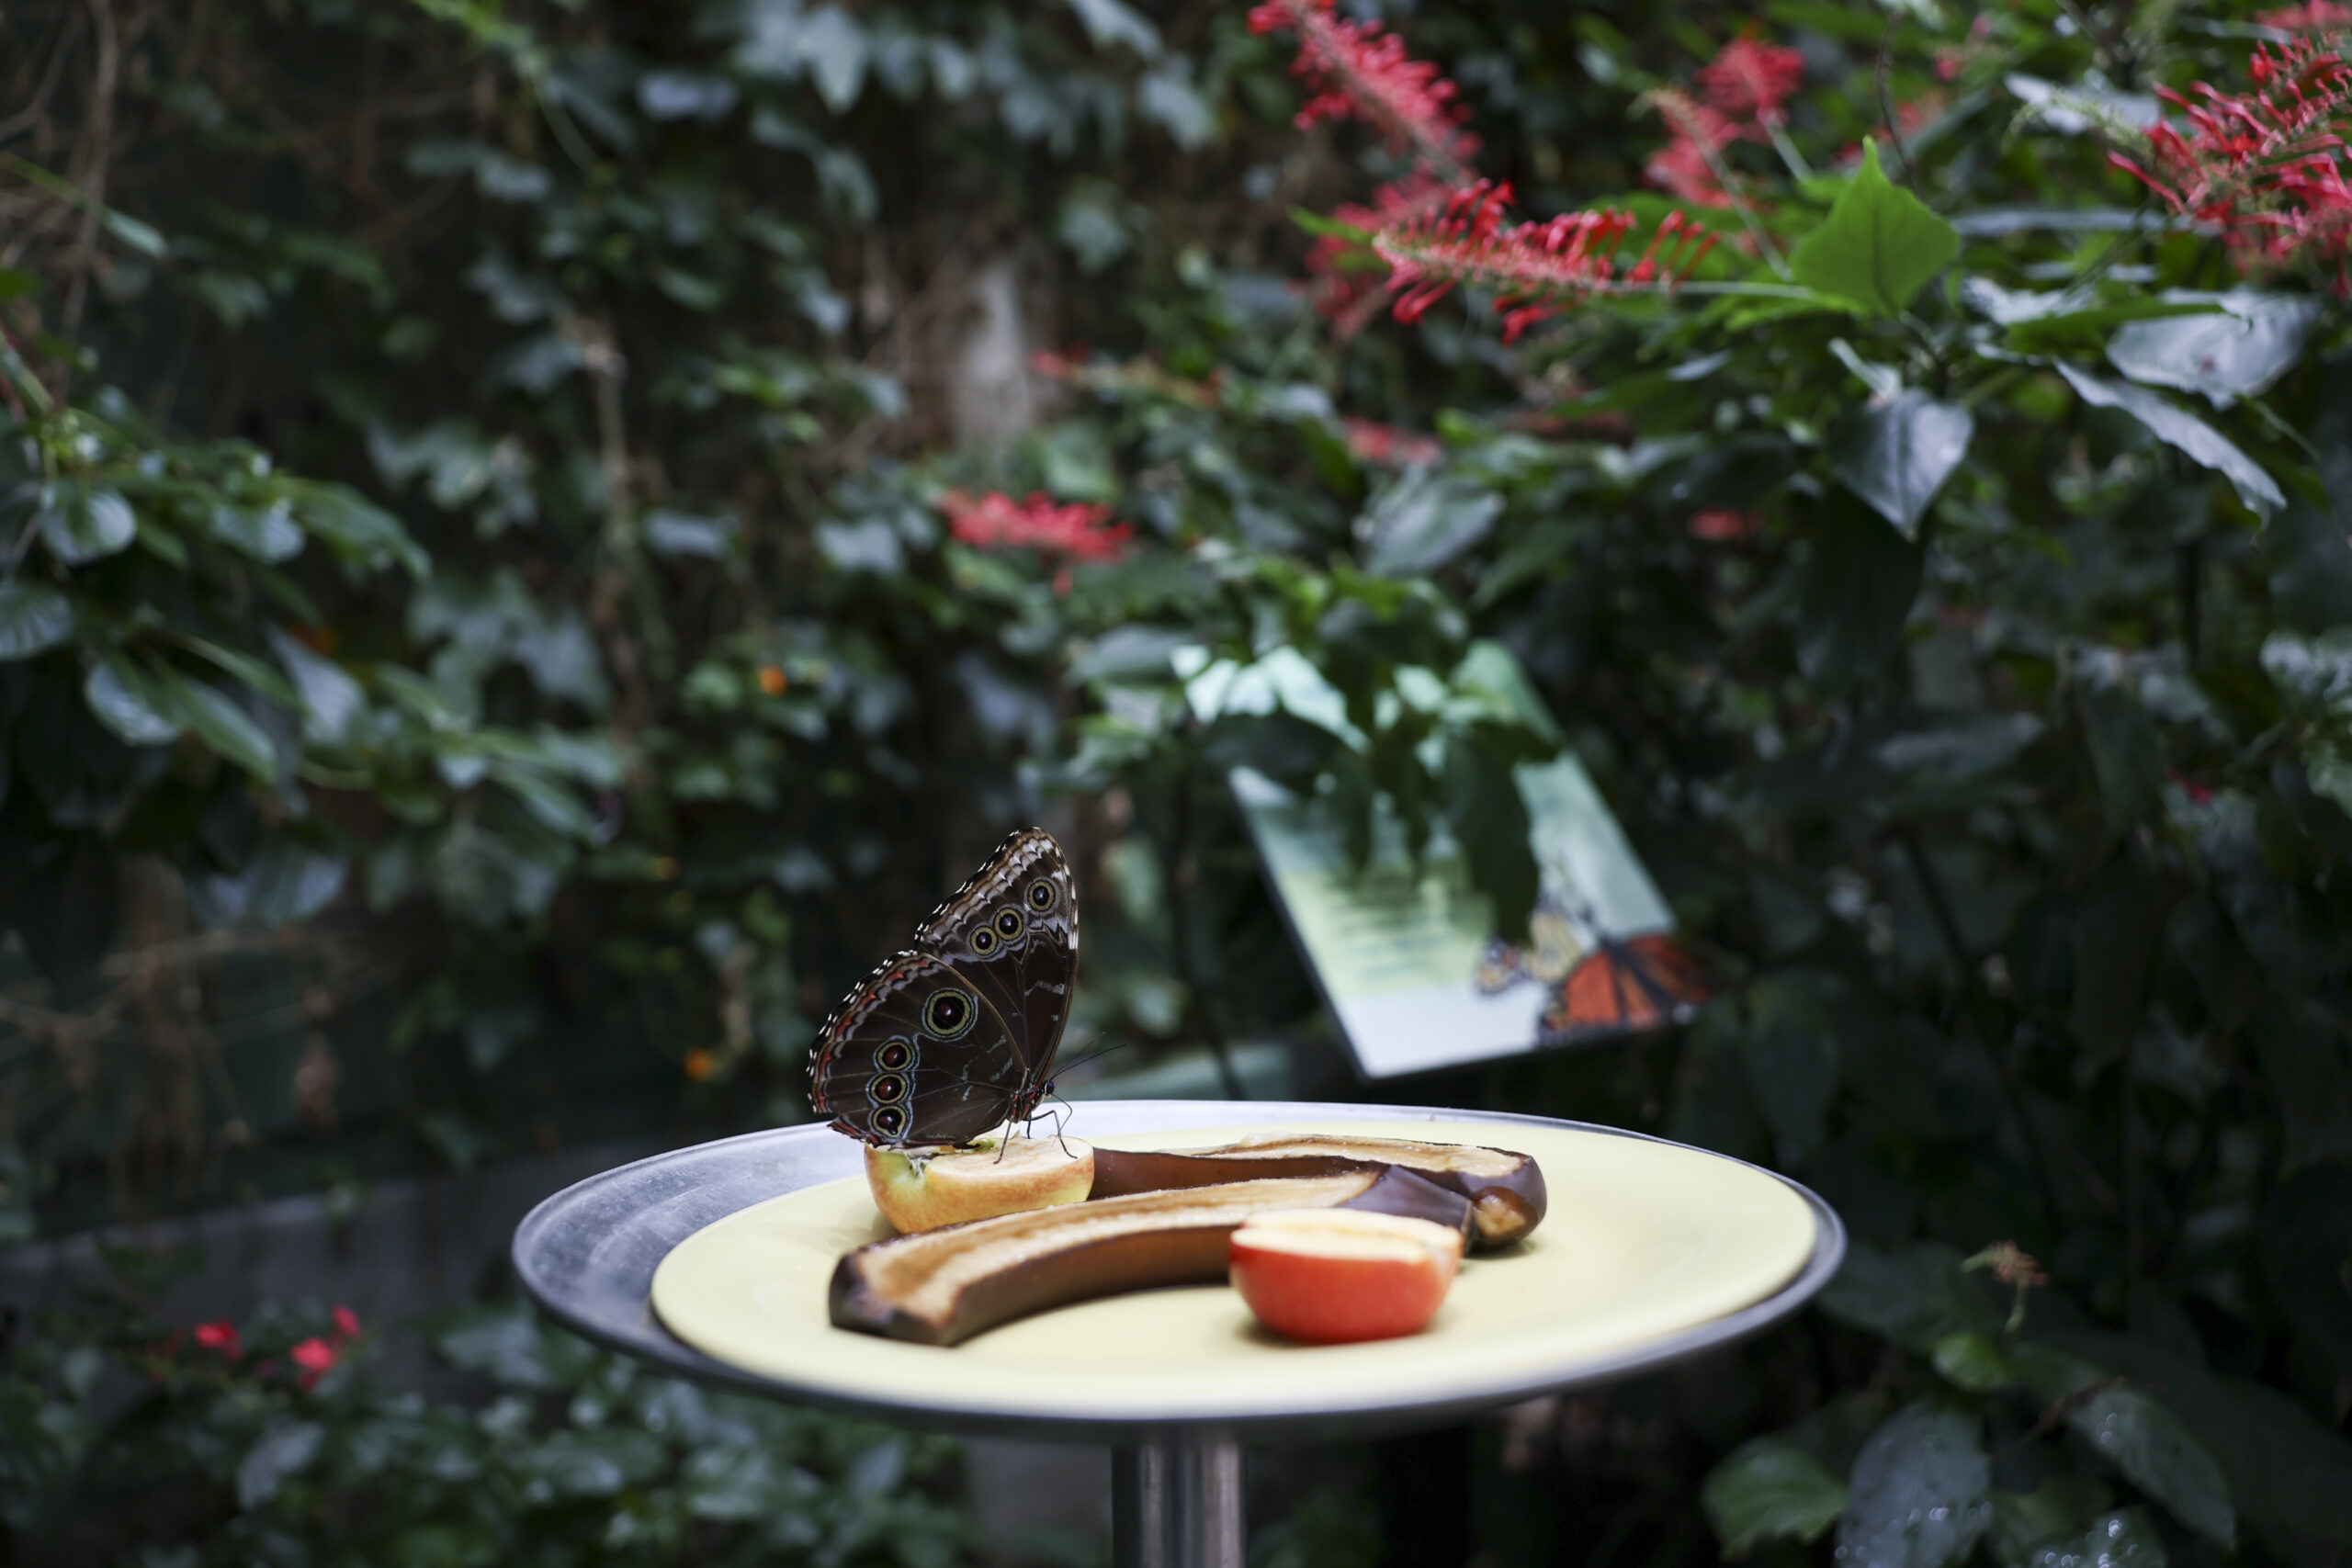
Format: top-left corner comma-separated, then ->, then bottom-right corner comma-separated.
289,1337 -> 338,1390
192,1321 -> 243,1361
1340,419 -> 1442,467
1688,509 -> 1758,541
331,1305 -> 361,1340
939,491 -> 1133,592
1306,175 -> 1453,333
1374,181 -> 1718,343
2112,40 -> 2352,281
2260,1 -> 2352,30
1697,38 -> 1805,128
1247,0 -> 1477,177
1644,92 -> 1744,209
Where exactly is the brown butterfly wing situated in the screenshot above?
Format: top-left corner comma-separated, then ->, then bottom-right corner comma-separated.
912,828 -> 1079,1082
807,950 -> 1028,1146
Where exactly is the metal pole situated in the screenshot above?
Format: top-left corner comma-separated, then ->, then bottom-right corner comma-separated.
1112,1429 -> 1244,1568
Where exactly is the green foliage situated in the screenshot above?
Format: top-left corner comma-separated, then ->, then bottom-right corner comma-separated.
0,1286 -> 964,1568
5,1 -> 2352,1565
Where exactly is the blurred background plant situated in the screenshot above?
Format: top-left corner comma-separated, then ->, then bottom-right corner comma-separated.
5,0 -> 2352,1564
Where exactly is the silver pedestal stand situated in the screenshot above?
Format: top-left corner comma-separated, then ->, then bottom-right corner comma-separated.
511,1100 -> 1843,1568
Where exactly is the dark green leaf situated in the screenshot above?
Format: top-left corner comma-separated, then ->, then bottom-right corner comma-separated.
1441,732 -> 1538,941
2081,685 -> 2163,832
1789,141 -> 1961,318
236,1420 -> 324,1509
1930,1330 -> 2016,1393
1705,1438 -> 1847,1557
1818,1242 -> 1986,1350
1831,391 -> 1973,538
1985,1477 -> 2119,1568
2056,365 -> 2283,519
1358,471 -> 1501,577
1739,971 -> 1842,1164
0,581 -> 74,660
1794,502 -> 1923,690
164,673 -> 280,782
2258,1162 -> 2352,1370
2069,856 -> 2176,1066
206,502 -> 305,564
2018,1510 -> 2167,1568
84,657 -> 183,746
12,834 -> 119,982
2050,1330 -> 2352,1546
2066,1386 -> 2234,1546
1837,1403 -> 1992,1568
2267,501 -> 2352,633
38,483 -> 136,566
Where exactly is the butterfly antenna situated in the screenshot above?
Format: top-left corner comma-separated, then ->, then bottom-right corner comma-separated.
1049,1037 -> 1136,1079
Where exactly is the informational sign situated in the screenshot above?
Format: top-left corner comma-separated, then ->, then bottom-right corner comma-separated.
1182,642 -> 1680,1078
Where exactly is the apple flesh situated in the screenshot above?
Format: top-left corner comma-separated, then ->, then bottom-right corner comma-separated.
1228,1209 -> 1464,1344
865,1132 -> 1094,1234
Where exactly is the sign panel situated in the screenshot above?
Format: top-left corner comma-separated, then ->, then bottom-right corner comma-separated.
1185,642 -> 1684,1077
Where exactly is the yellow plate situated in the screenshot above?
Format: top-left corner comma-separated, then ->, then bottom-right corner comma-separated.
650,1118 -> 1821,1426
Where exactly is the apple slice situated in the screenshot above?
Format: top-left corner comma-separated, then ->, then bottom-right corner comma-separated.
1228,1209 -> 1465,1345
865,1133 -> 1094,1234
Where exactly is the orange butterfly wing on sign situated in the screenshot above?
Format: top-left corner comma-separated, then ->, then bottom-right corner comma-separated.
1536,933 -> 1707,1045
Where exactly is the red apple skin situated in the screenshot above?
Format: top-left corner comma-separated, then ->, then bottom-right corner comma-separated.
1229,1218 -> 1462,1344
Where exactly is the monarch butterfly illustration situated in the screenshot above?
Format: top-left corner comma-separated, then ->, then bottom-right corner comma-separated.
1534,931 -> 1708,1046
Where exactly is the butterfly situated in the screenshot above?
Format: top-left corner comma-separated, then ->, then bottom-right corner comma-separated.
1535,931 -> 1707,1046
807,828 -> 1078,1148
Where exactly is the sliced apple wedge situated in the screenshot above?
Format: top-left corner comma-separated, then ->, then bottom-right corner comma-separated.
1228,1208 -> 1465,1345
864,1133 -> 1094,1234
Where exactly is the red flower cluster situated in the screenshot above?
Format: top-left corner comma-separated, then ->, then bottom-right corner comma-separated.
1645,38 -> 1805,209
1687,509 -> 1760,542
2113,39 -> 2352,280
1247,0 -> 1476,176
2260,1 -> 2352,30
1375,182 -> 1718,343
940,490 -> 1133,592
1645,94 -> 1744,209
1306,175 -> 1452,333
1340,419 -> 1442,468
1697,37 -> 1805,127
181,1304 -> 361,1392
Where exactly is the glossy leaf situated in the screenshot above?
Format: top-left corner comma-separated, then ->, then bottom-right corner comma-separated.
1831,392 -> 1973,538
83,657 -> 183,746
168,674 -> 282,782
1930,1330 -> 2016,1393
1836,1403 -> 1992,1568
2108,291 -> 2322,408
0,581 -> 74,660
1704,1438 -> 1846,1557
2056,364 -> 2283,519
2065,1385 -> 2234,1547
38,483 -> 136,566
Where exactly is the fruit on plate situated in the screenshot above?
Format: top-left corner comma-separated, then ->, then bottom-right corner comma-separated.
831,1166 -> 1473,1344
1228,1209 -> 1465,1344
865,1132 -> 1094,1234
1090,1134 -> 1546,1248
